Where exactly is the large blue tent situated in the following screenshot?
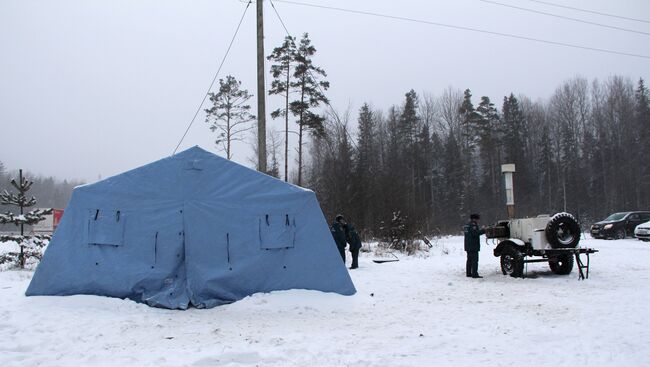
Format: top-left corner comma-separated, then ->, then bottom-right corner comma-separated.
26,146 -> 356,309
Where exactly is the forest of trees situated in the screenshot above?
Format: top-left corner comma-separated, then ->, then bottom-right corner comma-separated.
2,75 -> 649,239
304,76 -> 650,238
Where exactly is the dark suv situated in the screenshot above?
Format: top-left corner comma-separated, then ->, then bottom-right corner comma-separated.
591,211 -> 650,239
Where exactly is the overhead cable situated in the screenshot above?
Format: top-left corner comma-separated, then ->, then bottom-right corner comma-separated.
528,0 -> 650,24
480,0 -> 650,36
172,1 -> 251,155
272,0 -> 650,60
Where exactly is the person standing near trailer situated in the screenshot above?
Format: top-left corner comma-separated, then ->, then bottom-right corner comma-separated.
464,213 -> 485,278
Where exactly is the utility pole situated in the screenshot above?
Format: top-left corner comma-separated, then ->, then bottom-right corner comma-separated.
256,0 -> 267,173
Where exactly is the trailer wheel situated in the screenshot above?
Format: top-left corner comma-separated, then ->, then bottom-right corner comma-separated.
500,246 -> 524,278
546,213 -> 581,248
549,253 -> 574,275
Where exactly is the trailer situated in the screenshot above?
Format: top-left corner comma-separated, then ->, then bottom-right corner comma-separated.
486,213 -> 598,280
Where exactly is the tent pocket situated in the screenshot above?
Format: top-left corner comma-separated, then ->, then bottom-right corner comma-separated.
259,214 -> 296,249
86,209 -> 125,246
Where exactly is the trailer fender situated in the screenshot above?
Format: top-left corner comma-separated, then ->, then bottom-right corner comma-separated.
493,239 -> 525,257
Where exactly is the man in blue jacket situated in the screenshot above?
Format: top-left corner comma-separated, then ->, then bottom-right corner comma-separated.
331,214 -> 347,263
464,213 -> 486,278
345,223 -> 362,269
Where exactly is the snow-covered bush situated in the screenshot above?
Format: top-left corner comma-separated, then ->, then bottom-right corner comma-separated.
0,235 -> 50,270
378,211 -> 429,255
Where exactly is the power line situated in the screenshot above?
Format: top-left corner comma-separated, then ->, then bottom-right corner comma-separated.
272,0 -> 650,60
480,0 -> 650,36
528,0 -> 650,25
269,0 -> 359,150
269,0 -> 292,36
172,1 -> 252,155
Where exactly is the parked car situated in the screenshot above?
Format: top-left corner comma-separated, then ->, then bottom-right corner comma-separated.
590,211 -> 650,239
635,220 -> 650,241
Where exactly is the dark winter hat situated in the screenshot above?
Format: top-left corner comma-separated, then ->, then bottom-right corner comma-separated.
470,213 -> 481,220
335,214 -> 345,222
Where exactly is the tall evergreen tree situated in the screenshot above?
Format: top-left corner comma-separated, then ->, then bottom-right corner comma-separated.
634,78 -> 650,207
267,36 -> 297,182
428,131 -> 446,230
458,89 -> 482,152
441,132 -> 464,228
205,75 -> 255,160
353,104 -> 379,230
381,107 -> 407,222
458,89 -> 481,217
399,90 -> 421,217
0,170 -> 52,268
415,121 -> 434,227
290,33 -> 329,186
502,94 -> 533,214
475,96 -> 501,217
537,124 -> 556,213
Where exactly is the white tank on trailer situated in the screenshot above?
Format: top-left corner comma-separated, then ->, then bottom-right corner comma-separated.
507,215 -> 552,250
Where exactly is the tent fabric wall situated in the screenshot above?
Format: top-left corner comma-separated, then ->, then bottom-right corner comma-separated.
26,146 -> 356,309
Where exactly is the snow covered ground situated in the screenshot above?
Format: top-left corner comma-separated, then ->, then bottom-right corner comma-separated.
2,235 -> 650,367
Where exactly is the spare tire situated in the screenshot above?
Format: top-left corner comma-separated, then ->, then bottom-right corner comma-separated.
545,213 -> 581,248
549,253 -> 574,275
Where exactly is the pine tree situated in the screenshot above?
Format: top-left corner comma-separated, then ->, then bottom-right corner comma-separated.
457,89 -> 481,218
267,36 -> 297,181
428,131 -> 445,230
441,133 -> 464,227
381,107 -> 408,223
0,169 -> 52,268
415,121 -> 434,228
205,75 -> 255,160
267,128 -> 282,178
537,124 -> 556,213
399,90 -> 420,146
634,78 -> 650,207
502,94 -> 533,213
458,89 -> 482,152
399,90 -> 421,217
475,96 -> 501,217
502,94 -> 525,164
290,33 -> 329,186
353,104 -> 378,231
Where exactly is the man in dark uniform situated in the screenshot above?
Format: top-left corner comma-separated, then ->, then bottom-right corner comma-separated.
345,222 -> 362,269
464,213 -> 486,278
330,214 -> 347,263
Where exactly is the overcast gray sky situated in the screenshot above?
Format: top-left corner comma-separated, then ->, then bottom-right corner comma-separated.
1,0 -> 649,182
